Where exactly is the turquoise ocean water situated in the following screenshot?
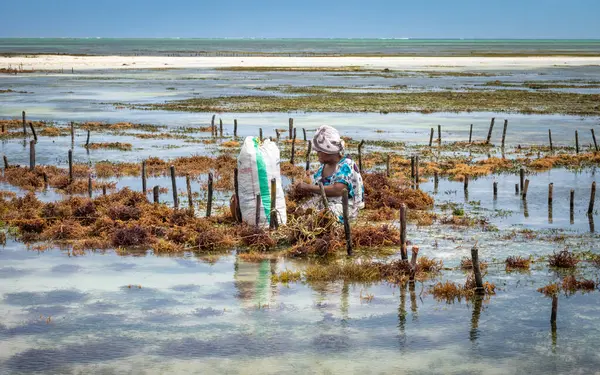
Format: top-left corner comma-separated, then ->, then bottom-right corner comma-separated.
1,38 -> 600,56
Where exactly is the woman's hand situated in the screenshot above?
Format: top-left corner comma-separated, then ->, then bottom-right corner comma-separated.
297,182 -> 315,192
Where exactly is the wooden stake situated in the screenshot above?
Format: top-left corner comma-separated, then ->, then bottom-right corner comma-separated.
519,168 -> 525,194
219,118 -> 223,138
415,155 -> 419,188
259,128 -> 263,142
493,181 -> 498,199
358,140 -> 365,172
42,172 -> 48,189
170,166 -> 178,209
29,140 -> 35,170
269,178 -> 279,229
342,189 -> 352,256
290,127 -> 296,165
141,160 -> 147,194
28,122 -> 37,143
434,171 -> 439,192
409,246 -> 419,282
548,182 -> 554,205
211,114 -> 216,137
592,129 -> 598,152
318,182 -> 329,210
68,149 -> 73,183
206,172 -> 213,217
386,154 -> 390,178
570,189 -> 575,224
186,174 -> 194,213
549,129 -> 553,152
464,175 -> 469,192
3,155 -> 8,169
85,130 -> 90,148
275,129 -> 280,143
501,119 -> 508,148
233,168 -> 242,221
288,118 -> 293,139
429,127 -> 434,147
70,122 -> 74,142
469,124 -> 473,144
102,185 -> 107,196
302,127 -> 307,141
400,203 -> 407,261
255,194 -> 261,228
551,294 -> 558,326
515,183 -> 519,195
471,245 -> 485,294
88,175 -> 93,198
22,111 -> 26,136
485,117 -> 495,144
234,119 -> 238,138
522,179 -> 530,200
437,124 -> 441,144
305,140 -> 312,171
153,186 -> 159,203
575,130 -> 579,154
589,181 -> 596,215
410,155 -> 415,179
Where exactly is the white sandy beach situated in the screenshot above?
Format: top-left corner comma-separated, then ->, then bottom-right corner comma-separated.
1,55 -> 600,71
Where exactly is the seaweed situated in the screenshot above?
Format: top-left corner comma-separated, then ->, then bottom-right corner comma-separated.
505,256 -> 531,271
548,249 -> 579,268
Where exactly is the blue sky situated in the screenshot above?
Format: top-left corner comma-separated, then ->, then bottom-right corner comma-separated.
1,0 -> 599,38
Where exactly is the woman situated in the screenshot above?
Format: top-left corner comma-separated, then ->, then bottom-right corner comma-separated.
297,125 -> 364,222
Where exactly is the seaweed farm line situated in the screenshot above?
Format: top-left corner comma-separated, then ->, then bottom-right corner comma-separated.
0,112 -> 599,373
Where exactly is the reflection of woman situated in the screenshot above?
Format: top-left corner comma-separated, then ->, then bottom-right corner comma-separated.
297,125 -> 364,222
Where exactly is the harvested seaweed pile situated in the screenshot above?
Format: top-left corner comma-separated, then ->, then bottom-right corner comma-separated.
429,275 -> 496,303
363,173 -> 433,210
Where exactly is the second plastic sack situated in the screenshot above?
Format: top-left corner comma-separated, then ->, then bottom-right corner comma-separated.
237,136 -> 287,228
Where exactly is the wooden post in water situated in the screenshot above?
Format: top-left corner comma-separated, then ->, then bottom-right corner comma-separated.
342,189 -> 352,256
1,123 -> 4,133
410,156 -> 415,179
318,182 -> 329,210
290,127 -> 296,165
211,115 -> 216,137
88,175 -> 93,198
515,183 -> 519,195
255,194 -> 261,228
575,130 -> 579,154
399,203 -> 407,261
70,122 -> 74,142
548,183 -> 554,205
141,160 -> 147,194
302,128 -> 307,142
493,181 -> 498,199
42,173 -> 48,190
592,129 -> 598,152
386,154 -> 390,178
186,174 -> 194,214
102,185 -> 106,196
305,141 -> 312,171
68,150 -> 73,183
234,168 -> 242,221
233,119 -> 238,138
85,130 -> 90,148
589,181 -> 596,215
170,166 -> 178,209
29,123 -> 37,143
153,186 -> 159,203
409,246 -> 419,282
471,245 -> 485,295
519,168 -> 525,194
429,128 -> 434,147
269,178 -> 279,229
358,140 -> 365,172
522,179 -> 530,200
437,125 -> 441,144
464,175 -> 469,193
501,119 -> 508,148
469,124 -> 473,144
29,140 -> 35,171
207,172 -> 214,217
415,155 -> 420,189
570,189 -> 575,224
434,171 -> 439,193
22,111 -> 26,136
548,129 -> 553,152
3,155 -> 8,169
551,294 -> 558,328
219,118 -> 223,138
275,129 -> 280,143
485,117 -> 495,145
288,118 -> 293,139
259,128 -> 263,142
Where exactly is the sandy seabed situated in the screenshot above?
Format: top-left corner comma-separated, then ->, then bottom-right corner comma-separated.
1,55 -> 600,71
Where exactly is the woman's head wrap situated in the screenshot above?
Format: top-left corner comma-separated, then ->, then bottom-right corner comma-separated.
312,125 -> 345,155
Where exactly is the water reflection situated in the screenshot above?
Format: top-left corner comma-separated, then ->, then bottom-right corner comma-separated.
470,296 -> 483,342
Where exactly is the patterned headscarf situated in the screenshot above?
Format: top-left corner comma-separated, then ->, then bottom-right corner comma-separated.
312,125 -> 345,155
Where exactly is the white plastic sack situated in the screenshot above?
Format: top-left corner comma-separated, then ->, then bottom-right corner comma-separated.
237,137 -> 287,228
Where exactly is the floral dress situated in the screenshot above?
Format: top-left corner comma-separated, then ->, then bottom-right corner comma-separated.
302,156 -> 365,222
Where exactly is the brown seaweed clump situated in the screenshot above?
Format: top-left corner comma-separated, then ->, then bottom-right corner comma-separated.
561,276 -> 596,295
363,173 -> 433,210
460,257 -> 488,271
430,275 -> 496,303
505,256 -> 531,271
238,225 -> 277,251
537,283 -> 560,297
351,224 -> 400,248
87,142 -> 133,151
548,249 -> 579,268
285,210 -> 344,257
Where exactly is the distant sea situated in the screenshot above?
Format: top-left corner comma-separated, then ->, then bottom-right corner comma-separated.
1,38 -> 600,56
